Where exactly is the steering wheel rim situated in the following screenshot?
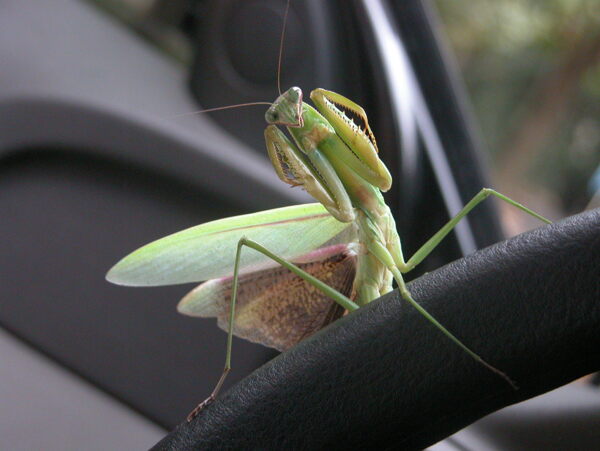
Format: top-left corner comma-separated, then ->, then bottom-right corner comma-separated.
151,209 -> 600,449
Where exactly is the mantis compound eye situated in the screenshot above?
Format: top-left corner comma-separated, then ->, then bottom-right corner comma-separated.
265,111 -> 279,122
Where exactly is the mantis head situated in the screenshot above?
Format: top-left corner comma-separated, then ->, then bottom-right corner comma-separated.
265,87 -> 304,128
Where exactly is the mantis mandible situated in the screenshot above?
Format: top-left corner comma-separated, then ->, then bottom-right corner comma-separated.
106,0 -> 551,421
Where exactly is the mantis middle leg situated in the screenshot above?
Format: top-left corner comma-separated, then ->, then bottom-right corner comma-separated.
187,237 -> 359,421
393,188 -> 551,273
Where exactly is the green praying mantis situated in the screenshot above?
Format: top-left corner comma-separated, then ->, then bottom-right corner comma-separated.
106,1 -> 552,421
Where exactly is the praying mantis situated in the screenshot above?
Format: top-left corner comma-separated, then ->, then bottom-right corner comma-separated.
106,1 -> 552,421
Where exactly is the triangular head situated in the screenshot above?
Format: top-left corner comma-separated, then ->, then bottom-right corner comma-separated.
265,87 -> 304,127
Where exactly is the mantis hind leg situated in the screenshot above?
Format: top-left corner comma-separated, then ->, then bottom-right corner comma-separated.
186,237 -> 359,421
389,267 -> 517,389
370,188 -> 550,389
369,234 -> 519,388
397,188 -> 552,273
363,212 -> 520,389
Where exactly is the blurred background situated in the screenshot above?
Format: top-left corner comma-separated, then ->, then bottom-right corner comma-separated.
0,0 -> 598,449
436,0 -> 600,232
88,0 -> 600,228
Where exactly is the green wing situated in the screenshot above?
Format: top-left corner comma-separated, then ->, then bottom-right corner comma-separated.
106,203 -> 354,287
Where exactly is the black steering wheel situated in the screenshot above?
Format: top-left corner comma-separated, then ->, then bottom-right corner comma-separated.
152,208 -> 600,449
152,1 -> 600,448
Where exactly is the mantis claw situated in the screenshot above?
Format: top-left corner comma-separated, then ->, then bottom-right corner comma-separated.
265,124 -> 355,222
310,88 -> 392,192
186,367 -> 231,422
186,395 -> 216,422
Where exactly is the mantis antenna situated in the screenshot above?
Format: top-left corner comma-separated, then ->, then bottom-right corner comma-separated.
277,0 -> 292,95
173,0 -> 291,118
171,102 -> 273,118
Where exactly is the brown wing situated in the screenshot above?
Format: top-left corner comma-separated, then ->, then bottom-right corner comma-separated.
179,244 -> 356,351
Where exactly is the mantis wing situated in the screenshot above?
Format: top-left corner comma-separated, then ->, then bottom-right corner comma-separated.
106,203 -> 354,287
178,244 -> 357,351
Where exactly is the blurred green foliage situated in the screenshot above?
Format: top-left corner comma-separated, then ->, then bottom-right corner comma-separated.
436,0 -> 600,215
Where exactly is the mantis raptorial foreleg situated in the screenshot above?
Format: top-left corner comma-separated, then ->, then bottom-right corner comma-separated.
187,237 -> 360,421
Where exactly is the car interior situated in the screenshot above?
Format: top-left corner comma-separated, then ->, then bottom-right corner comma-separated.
1,0 -> 598,449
